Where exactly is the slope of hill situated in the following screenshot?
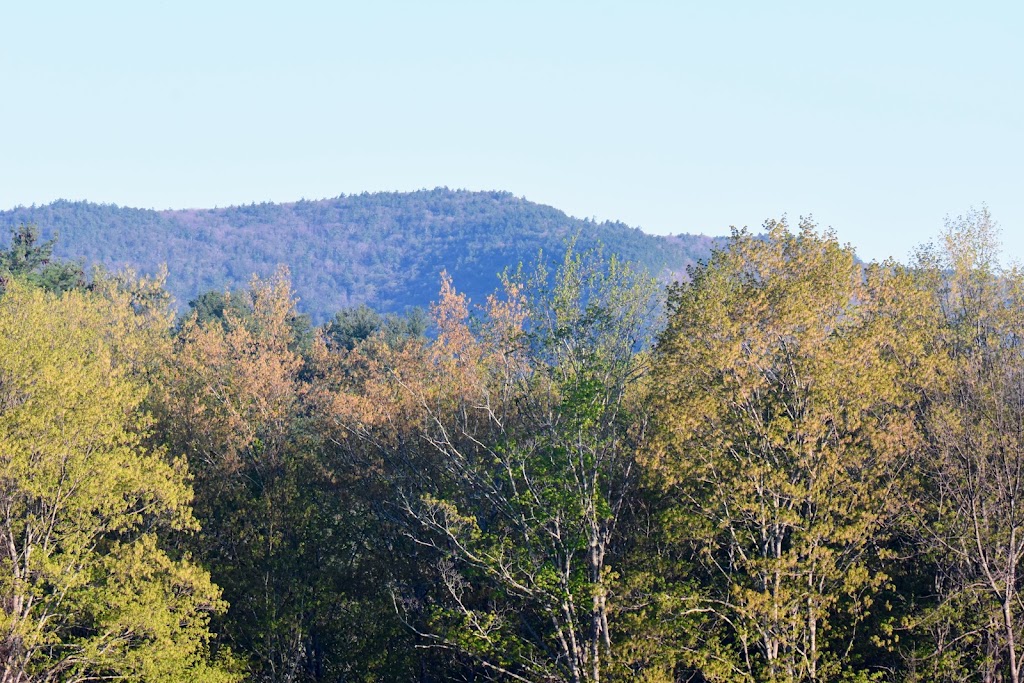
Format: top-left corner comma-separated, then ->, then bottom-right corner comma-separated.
0,189 -> 717,321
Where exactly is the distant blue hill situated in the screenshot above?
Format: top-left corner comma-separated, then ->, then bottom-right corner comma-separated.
0,188 -> 717,321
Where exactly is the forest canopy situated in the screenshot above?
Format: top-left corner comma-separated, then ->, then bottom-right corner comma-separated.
1,208 -> 1021,682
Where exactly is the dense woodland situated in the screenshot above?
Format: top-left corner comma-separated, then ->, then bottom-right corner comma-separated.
2,209 -> 1023,683
0,189 -> 715,320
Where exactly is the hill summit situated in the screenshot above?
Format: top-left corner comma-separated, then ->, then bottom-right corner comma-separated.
0,188 -> 716,320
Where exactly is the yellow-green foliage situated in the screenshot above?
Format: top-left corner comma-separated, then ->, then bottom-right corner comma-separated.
0,283 -> 236,683
650,221 -> 934,682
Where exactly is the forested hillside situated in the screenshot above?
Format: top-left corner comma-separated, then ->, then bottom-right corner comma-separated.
0,189 -> 715,320
5,208 -> 1022,682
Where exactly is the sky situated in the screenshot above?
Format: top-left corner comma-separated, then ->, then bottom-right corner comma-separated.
1,1 -> 1021,263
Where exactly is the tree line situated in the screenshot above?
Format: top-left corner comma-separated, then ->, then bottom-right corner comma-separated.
1,210 -> 1021,682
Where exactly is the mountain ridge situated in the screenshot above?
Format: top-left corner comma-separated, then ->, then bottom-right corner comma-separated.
0,188 -> 717,321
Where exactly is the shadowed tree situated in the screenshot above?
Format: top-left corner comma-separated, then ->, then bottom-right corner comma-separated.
0,224 -> 84,294
326,245 -> 660,682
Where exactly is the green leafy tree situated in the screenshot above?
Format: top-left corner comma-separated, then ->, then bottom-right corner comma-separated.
903,209 -> 1024,683
0,283 -> 235,683
324,304 -> 384,350
649,221 -> 933,682
0,224 -> 84,293
332,246 -> 660,682
324,304 -> 428,351
186,290 -> 253,328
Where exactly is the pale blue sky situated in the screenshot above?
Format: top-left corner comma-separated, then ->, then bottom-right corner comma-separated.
1,1 -> 1021,262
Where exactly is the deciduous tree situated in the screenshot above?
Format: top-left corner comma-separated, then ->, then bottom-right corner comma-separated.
906,209 -> 1024,683
649,221 -> 933,681
0,283 -> 234,683
331,246 -> 659,682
